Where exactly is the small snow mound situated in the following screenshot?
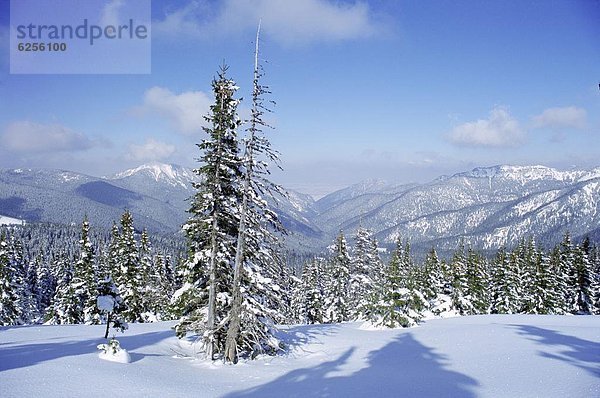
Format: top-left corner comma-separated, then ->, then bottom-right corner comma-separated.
99,348 -> 131,364
97,339 -> 131,364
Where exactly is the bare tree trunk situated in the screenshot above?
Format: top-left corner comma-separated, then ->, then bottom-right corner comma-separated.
206,210 -> 219,359
104,312 -> 111,339
224,22 -> 261,364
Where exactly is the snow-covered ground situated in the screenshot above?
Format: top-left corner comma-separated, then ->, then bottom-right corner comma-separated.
0,215 -> 24,225
0,315 -> 598,397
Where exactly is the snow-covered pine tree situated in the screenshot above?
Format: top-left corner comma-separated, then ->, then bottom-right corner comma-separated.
420,247 -> 453,316
139,229 -> 162,320
270,257 -> 294,324
516,238 -> 537,313
150,252 -> 172,319
26,255 -> 42,320
591,244 -> 600,314
97,276 -> 128,339
161,252 -> 175,292
0,232 -> 20,325
225,26 -> 288,362
322,231 -> 350,324
100,222 -> 120,282
529,248 -> 562,314
559,233 -> 578,313
465,247 -> 489,314
348,227 -> 383,321
289,273 -> 305,324
175,64 -> 242,359
72,217 -> 100,324
301,258 -> 325,324
36,253 -> 56,318
7,237 -> 36,324
35,253 -> 55,314
375,239 -> 425,328
573,237 -> 594,314
421,247 -> 443,301
490,247 -> 508,314
115,210 -> 145,322
449,242 -> 474,315
547,245 -> 569,313
492,245 -> 525,314
46,253 -> 80,324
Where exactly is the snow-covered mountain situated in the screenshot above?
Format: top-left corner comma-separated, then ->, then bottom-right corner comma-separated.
0,166 -> 184,232
0,163 -> 324,245
111,162 -> 199,190
312,165 -> 600,254
1,163 -> 599,254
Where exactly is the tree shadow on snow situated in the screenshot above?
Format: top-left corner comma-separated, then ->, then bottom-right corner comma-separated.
277,323 -> 341,354
0,330 -> 173,372
509,324 -> 600,377
224,333 -> 479,398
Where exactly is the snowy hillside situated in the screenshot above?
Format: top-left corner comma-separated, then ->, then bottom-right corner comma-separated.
0,315 -> 598,398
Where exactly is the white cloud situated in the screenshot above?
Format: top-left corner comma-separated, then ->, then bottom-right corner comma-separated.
132,86 -> 212,135
127,138 -> 175,161
447,107 -> 524,148
154,0 -> 379,46
1,121 -> 96,153
100,0 -> 125,26
532,106 -> 587,130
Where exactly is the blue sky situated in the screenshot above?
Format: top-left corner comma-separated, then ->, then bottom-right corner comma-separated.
0,0 -> 599,197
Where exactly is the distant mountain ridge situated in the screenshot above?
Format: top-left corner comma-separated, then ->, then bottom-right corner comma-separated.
1,163 -> 599,254
315,165 -> 600,254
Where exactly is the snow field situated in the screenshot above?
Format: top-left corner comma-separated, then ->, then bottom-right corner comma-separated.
0,315 -> 598,398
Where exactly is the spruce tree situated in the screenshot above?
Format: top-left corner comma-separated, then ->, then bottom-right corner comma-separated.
26,255 -> 42,320
97,276 -> 128,339
573,237 -> 593,314
35,253 -> 55,313
150,252 -> 172,319
322,231 -> 350,323
47,255 -> 80,324
8,237 -> 36,324
289,274 -> 305,324
591,245 -> 600,314
115,211 -> 145,322
301,258 -> 324,324
375,239 -> 425,328
72,217 -> 99,324
348,227 -> 383,320
101,222 -> 120,282
139,229 -> 161,319
548,245 -> 569,313
175,64 -> 242,359
449,243 -> 473,315
559,233 -> 578,313
529,249 -> 563,314
421,247 -> 443,301
421,247 -> 453,315
465,248 -> 489,314
225,27 -> 287,362
0,232 -> 20,325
